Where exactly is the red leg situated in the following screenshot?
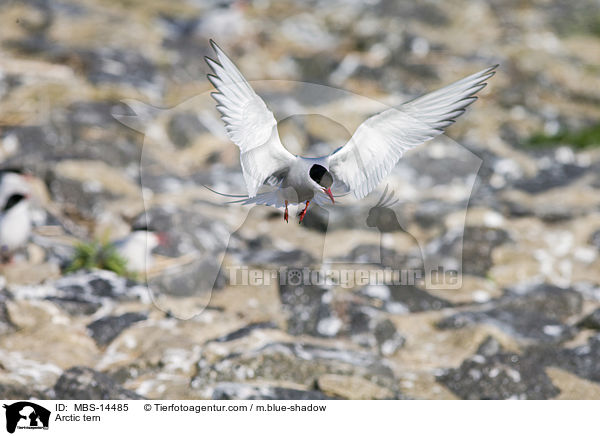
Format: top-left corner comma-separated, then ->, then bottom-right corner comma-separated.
284,201 -> 289,223
298,200 -> 310,223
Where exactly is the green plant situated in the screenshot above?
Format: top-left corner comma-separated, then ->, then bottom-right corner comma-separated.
65,240 -> 134,278
523,124 -> 600,150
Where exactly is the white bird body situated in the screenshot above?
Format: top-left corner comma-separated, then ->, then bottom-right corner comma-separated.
205,40 -> 497,222
114,231 -> 161,272
279,156 -> 330,203
0,172 -> 32,257
0,199 -> 31,252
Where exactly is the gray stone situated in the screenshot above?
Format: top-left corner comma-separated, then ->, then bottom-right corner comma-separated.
345,304 -> 405,355
386,284 -> 452,312
279,275 -> 332,336
0,289 -> 15,336
430,226 -> 510,277
149,257 -> 225,297
86,312 -> 148,347
0,383 -> 48,400
72,47 -> 161,94
589,230 -> 600,250
48,175 -> 118,220
373,319 -> 405,356
554,334 -> 600,383
211,322 -> 279,343
238,249 -> 315,267
414,200 -> 461,229
211,383 -> 332,400
513,163 -> 587,194
357,284 -> 451,313
437,337 -> 560,399
192,342 -> 398,393
44,271 -> 148,315
167,112 -> 206,148
344,244 -> 423,271
53,366 -> 144,400
437,284 -> 582,343
578,309 -> 600,331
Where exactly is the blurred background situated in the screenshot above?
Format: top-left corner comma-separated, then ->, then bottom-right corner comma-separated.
0,0 -> 600,400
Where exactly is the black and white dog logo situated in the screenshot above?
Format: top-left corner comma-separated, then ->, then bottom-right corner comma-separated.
3,402 -> 50,433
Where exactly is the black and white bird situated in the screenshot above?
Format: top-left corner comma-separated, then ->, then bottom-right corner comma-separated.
0,171 -> 32,261
205,40 -> 497,223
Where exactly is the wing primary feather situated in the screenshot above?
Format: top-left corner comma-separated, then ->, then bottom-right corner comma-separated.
206,74 -> 223,89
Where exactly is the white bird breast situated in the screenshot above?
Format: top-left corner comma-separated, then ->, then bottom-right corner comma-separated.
0,200 -> 31,251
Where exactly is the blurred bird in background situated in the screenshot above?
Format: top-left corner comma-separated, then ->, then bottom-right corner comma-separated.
0,171 -> 32,262
114,226 -> 166,272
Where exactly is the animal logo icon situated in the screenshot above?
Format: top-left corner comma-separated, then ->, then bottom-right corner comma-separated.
3,402 -> 50,434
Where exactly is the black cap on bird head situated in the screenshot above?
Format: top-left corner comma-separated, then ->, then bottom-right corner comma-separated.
309,164 -> 335,204
2,193 -> 27,212
309,164 -> 333,188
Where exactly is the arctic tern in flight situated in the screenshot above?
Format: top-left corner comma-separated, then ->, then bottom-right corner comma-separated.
205,40 -> 496,223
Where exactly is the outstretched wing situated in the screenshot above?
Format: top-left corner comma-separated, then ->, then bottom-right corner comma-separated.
206,40 -> 295,197
231,188 -> 334,208
328,65 -> 497,199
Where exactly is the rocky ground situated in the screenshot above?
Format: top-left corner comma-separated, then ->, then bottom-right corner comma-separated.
1,0 -> 600,399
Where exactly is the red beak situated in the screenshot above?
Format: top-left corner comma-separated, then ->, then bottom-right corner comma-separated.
323,187 -> 334,204
23,174 -> 33,198
156,232 -> 168,246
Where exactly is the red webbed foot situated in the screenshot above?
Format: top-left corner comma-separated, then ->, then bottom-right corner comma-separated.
298,201 -> 310,223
